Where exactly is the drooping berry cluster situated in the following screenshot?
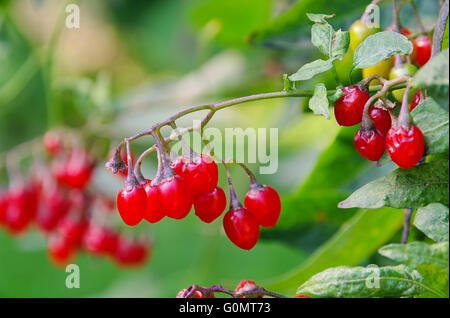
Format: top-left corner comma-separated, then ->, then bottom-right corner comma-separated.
0,131 -> 151,268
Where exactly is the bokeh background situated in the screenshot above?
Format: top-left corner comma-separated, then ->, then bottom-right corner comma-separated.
0,0 -> 439,297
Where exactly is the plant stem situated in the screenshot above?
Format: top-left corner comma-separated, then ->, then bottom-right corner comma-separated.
401,208 -> 413,244
180,284 -> 288,298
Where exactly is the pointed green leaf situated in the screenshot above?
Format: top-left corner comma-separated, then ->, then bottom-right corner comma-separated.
332,30 -> 350,58
339,160 -> 449,210
379,242 -> 449,268
311,23 -> 334,57
414,203 -> 449,242
353,31 -> 413,69
296,265 -> 424,298
289,58 -> 335,81
308,83 -> 330,119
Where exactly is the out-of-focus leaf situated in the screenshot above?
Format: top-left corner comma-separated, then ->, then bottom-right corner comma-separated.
266,208 -> 404,295
339,160 -> 449,210
308,83 -> 329,119
411,97 -> 449,155
379,242 -> 449,268
353,31 -> 413,69
296,265 -> 424,298
414,203 -> 449,242
289,58 -> 335,81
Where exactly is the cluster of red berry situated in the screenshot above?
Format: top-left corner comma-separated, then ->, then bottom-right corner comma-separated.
334,25 -> 430,169
113,148 -> 281,250
0,131 -> 151,268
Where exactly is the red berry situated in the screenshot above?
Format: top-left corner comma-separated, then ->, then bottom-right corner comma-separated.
369,107 -> 391,135
117,184 -> 147,226
386,125 -> 425,169
58,214 -> 87,246
43,131 -> 63,156
294,295 -> 312,298
157,176 -> 192,219
409,90 -> 424,111
114,235 -> 150,267
170,156 -> 186,177
83,223 -> 118,256
354,128 -> 386,161
183,154 -> 219,196
223,207 -> 260,250
4,183 -> 38,235
334,85 -> 370,126
48,233 -> 76,266
244,185 -> 281,228
35,186 -> 69,233
143,180 -> 165,223
114,148 -> 134,178
193,187 -> 227,223
0,190 -> 8,225
176,289 -> 203,298
414,35 -> 432,67
63,150 -> 94,189
235,280 -> 261,298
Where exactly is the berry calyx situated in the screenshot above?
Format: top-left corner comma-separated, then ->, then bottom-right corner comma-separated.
143,180 -> 165,223
354,128 -> 386,161
386,124 -> 425,169
223,207 -> 260,250
414,35 -> 432,67
176,289 -> 203,298
244,184 -> 281,228
183,154 -> 219,196
193,186 -> 227,223
235,280 -> 262,298
157,176 -> 192,219
117,184 -> 147,226
369,106 -> 392,135
334,85 -> 370,126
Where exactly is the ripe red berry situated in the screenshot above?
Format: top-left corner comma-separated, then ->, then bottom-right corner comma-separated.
334,85 -> 370,126
63,150 -> 94,189
183,154 -> 219,196
170,156 -> 186,177
193,187 -> 227,223
58,214 -> 87,246
409,90 -> 424,111
235,280 -> 262,298
369,107 -> 391,135
294,295 -> 312,298
82,223 -> 118,256
386,125 -> 425,169
414,35 -> 432,67
117,184 -> 147,226
143,180 -> 165,223
48,233 -> 76,266
244,185 -> 281,228
0,190 -> 8,225
35,186 -> 70,233
4,183 -> 38,235
223,207 -> 260,250
354,128 -> 386,161
43,131 -> 63,156
157,176 -> 192,219
114,236 -> 150,267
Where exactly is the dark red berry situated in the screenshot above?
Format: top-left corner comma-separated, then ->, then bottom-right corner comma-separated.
244,185 -> 281,228
369,107 -> 391,135
143,180 -> 164,223
409,90 -> 424,111
193,187 -> 227,223
114,235 -> 150,267
354,128 -> 386,161
334,85 -> 370,126
386,125 -> 424,169
414,35 -> 432,67
117,184 -> 147,226
157,176 -> 192,219
48,233 -> 76,267
223,207 -> 260,250
183,154 -> 218,196
43,131 -> 63,156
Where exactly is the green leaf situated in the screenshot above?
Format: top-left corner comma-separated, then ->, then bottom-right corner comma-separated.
332,30 -> 350,58
311,23 -> 334,57
414,203 -> 449,242
339,160 -> 449,210
353,31 -> 413,69
442,17 -> 449,51
289,58 -> 335,81
379,242 -> 449,268
411,97 -> 449,155
306,13 -> 335,23
265,208 -> 404,295
296,265 -> 424,298
415,264 -> 449,298
329,87 -> 343,102
308,83 -> 330,119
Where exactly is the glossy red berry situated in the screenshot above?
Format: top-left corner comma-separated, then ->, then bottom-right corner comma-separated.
170,156 -> 186,177
48,233 -> 76,266
414,35 -> 432,67
4,183 -> 38,235
369,107 -> 391,135
157,176 -> 192,219
117,184 -> 147,226
354,128 -> 386,161
114,236 -> 150,267
386,125 -> 425,169
43,131 -> 63,156
143,180 -> 164,223
63,150 -> 94,189
183,154 -> 219,196
244,185 -> 281,228
334,85 -> 370,126
409,90 -> 424,111
223,207 -> 260,250
83,223 -> 118,256
193,187 -> 227,223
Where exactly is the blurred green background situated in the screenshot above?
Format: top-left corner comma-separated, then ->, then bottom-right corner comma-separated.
0,0 -> 438,297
